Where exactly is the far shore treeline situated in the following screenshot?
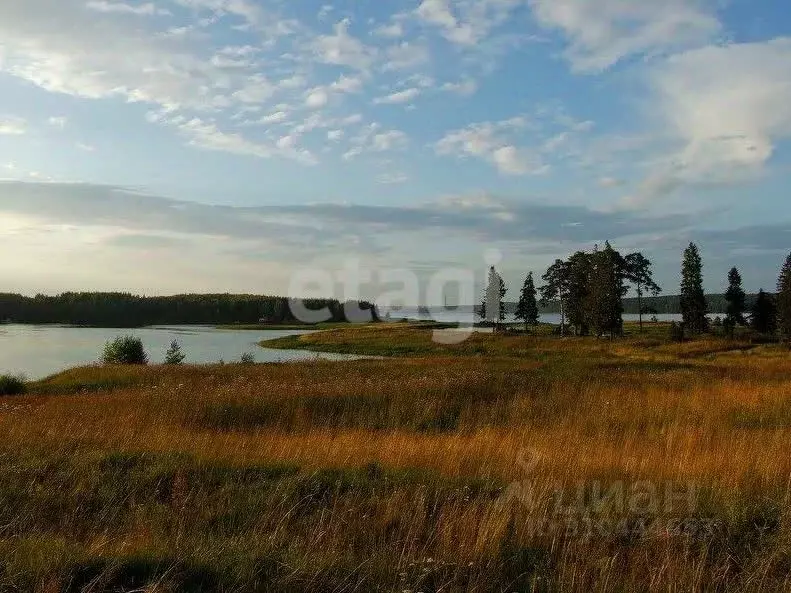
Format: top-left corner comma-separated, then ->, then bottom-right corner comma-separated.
533,293 -> 765,315
0,293 -> 378,327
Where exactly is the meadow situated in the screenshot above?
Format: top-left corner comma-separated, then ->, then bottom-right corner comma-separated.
1,323 -> 791,591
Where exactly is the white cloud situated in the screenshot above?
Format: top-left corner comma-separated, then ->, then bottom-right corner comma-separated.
372,130 -> 408,151
416,0 -> 525,46
48,116 -> 68,129
373,88 -> 421,105
232,75 -> 276,104
330,75 -> 363,93
343,124 -> 409,160
0,0 -> 230,111
259,111 -> 288,125
312,19 -> 376,71
278,74 -> 308,90
436,117 -> 546,175
218,44 -> 258,58
653,38 -> 791,175
171,0 -> 265,29
491,146 -> 533,175
416,0 -> 460,34
377,172 -> 409,184
0,0 -> 544,171
624,38 -> 791,207
408,74 -> 435,89
375,22 -> 405,39
162,116 -> 317,165
86,1 -> 171,16
441,79 -> 478,96
305,88 -> 330,109
276,135 -> 296,150
77,142 -> 96,152
0,117 -> 26,135
529,0 -> 721,72
339,114 -> 363,126
598,176 -> 622,188
383,42 -> 430,71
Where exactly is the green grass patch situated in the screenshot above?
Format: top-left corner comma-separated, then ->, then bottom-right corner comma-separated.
30,365 -> 147,395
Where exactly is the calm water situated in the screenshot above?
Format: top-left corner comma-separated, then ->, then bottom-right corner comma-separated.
0,325 -> 362,379
387,308 -> 691,324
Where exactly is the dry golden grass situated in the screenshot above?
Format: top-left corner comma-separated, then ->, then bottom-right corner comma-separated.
1,329 -> 791,591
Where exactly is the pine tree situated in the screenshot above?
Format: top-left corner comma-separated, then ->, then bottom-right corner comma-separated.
585,242 -> 625,338
751,289 -> 777,336
624,252 -> 661,333
540,259 -> 569,336
497,275 -> 507,324
680,243 -> 708,334
565,251 -> 592,336
515,272 -> 539,332
724,267 -> 747,330
164,340 -> 186,365
482,266 -> 507,326
777,252 -> 791,340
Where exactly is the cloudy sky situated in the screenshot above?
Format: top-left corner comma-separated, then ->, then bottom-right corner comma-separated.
1,0 -> 790,301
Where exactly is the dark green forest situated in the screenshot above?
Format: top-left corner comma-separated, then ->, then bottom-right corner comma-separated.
0,293 -> 378,327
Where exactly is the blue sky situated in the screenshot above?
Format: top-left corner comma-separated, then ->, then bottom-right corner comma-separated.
0,0 -> 790,300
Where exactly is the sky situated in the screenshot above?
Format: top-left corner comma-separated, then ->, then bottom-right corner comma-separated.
0,0 -> 790,302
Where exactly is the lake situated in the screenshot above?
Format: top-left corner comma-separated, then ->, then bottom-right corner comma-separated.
386,308 -> 692,324
0,325 -> 362,380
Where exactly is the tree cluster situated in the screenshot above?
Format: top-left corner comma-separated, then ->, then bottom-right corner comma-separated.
718,251 -> 791,340
532,243 -> 791,341
536,243 -> 660,338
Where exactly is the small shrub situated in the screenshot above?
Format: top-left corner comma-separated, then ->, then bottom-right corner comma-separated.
0,374 -> 26,396
102,336 -> 148,365
164,340 -> 186,365
669,322 -> 685,343
239,352 -> 255,365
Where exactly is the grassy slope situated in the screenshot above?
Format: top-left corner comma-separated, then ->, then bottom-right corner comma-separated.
1,328 -> 791,591
260,320 -> 691,357
215,321 -> 363,331
217,320 -> 456,331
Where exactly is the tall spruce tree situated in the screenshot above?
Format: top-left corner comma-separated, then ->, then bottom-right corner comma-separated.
565,251 -> 592,336
585,242 -> 625,338
777,253 -> 791,340
751,289 -> 777,335
624,252 -> 661,333
481,266 -> 507,326
680,243 -> 708,334
724,267 -> 747,329
515,272 -> 539,331
540,259 -> 569,336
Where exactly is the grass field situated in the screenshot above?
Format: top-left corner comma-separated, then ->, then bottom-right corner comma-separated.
1,325 -> 790,591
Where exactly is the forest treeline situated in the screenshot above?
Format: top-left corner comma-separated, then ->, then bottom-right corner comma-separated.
0,293 -> 378,327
